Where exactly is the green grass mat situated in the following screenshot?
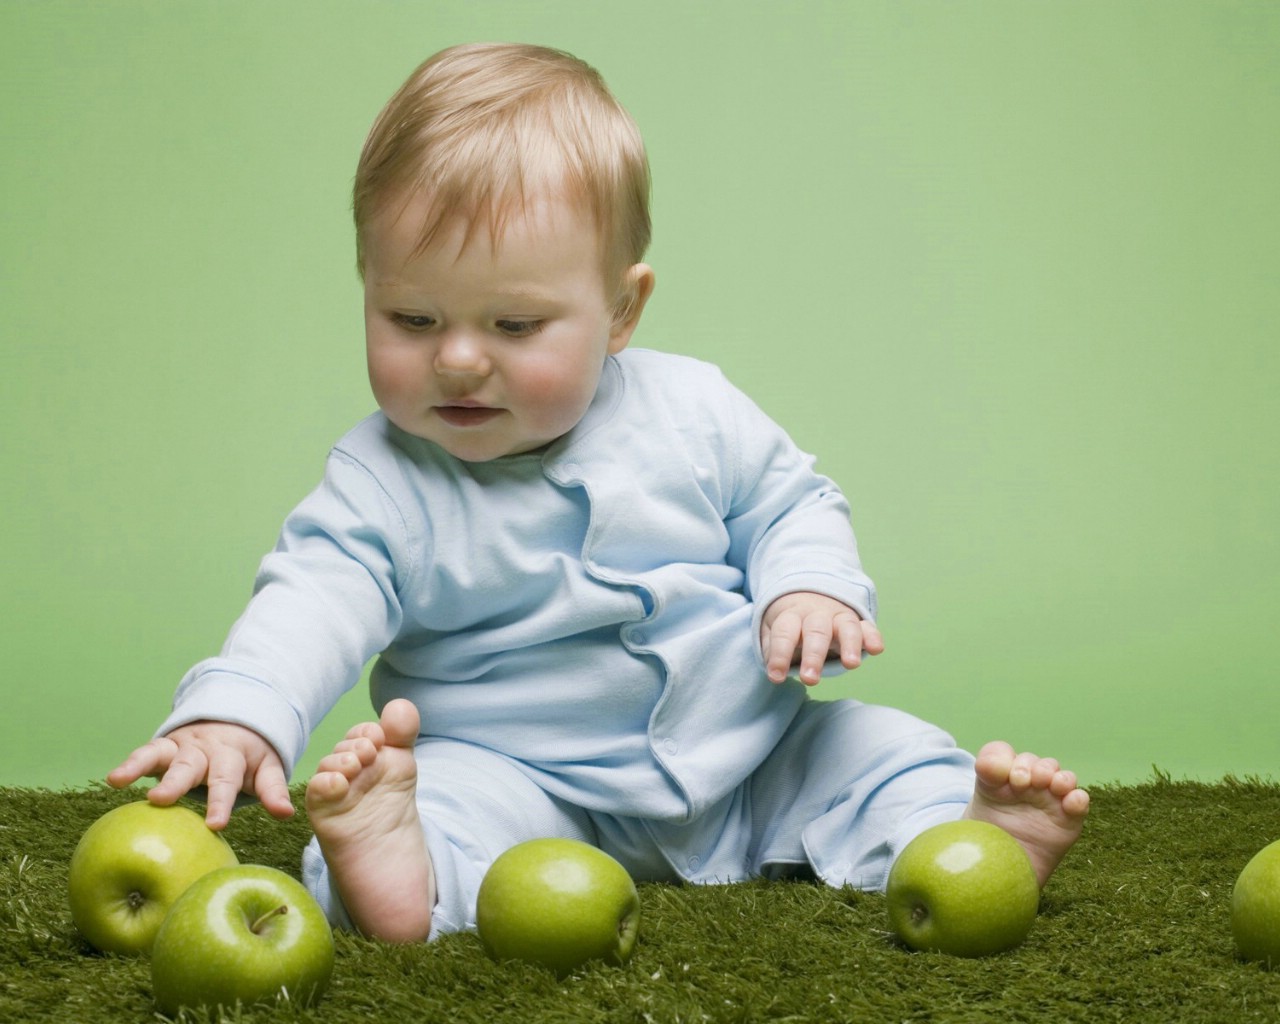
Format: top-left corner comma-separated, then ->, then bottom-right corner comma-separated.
4,777 -> 1280,1022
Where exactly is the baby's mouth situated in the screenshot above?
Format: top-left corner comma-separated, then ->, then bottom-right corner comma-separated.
435,404 -> 502,428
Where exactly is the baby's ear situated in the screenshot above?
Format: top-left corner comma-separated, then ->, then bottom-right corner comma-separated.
608,263 -> 656,353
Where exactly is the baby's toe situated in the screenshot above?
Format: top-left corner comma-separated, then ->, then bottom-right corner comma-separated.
1029,756 -> 1061,789
316,749 -> 362,778
379,698 -> 422,747
1063,786 -> 1091,817
306,769 -> 350,806
1008,751 -> 1042,789
332,736 -> 377,762
1049,768 -> 1079,797
974,740 -> 1016,785
345,719 -> 386,746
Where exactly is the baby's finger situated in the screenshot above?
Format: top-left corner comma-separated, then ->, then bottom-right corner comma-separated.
860,619 -> 885,656
145,745 -> 210,808
797,616 -> 833,685
833,614 -> 865,670
106,739 -> 173,788
252,758 -> 296,820
763,612 -> 801,683
202,750 -> 250,830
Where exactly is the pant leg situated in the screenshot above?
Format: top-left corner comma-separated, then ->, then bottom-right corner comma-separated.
590,790 -> 747,886
302,737 -> 596,939
746,698 -> 975,891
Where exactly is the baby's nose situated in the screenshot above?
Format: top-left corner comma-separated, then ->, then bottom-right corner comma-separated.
433,331 -> 491,377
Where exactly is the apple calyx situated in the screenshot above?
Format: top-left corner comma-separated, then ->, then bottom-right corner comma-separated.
250,905 -> 289,934
127,891 -> 146,912
910,904 -> 929,926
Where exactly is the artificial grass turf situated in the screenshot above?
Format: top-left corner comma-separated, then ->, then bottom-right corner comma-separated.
3,777 -> 1280,1023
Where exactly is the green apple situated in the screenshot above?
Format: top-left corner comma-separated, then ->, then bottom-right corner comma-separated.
67,800 -> 239,955
150,864 -> 334,1014
886,819 -> 1039,957
1231,838 -> 1280,966
476,838 -> 640,976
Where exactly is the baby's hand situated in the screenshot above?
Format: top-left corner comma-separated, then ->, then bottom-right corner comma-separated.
107,720 -> 295,830
760,592 -> 884,686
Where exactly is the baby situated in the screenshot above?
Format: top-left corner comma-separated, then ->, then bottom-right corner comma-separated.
109,42 -> 1088,943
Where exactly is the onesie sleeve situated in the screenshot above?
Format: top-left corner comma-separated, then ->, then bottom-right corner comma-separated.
716,377 -> 877,663
154,447 -> 412,777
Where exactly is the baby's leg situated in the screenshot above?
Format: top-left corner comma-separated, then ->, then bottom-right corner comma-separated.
964,740 -> 1090,888
305,699 -> 434,942
752,700 -> 977,890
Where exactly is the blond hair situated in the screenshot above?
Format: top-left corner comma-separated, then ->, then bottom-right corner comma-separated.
353,43 -> 651,295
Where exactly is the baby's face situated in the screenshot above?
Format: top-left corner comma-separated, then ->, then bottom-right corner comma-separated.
362,191 -> 633,462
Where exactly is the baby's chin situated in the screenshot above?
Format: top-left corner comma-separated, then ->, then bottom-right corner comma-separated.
382,404 -> 583,462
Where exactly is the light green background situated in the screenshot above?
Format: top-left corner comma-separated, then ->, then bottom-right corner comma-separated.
3,1 -> 1276,791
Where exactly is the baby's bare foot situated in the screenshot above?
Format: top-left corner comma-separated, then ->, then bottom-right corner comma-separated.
963,740 -> 1089,888
306,698 -> 434,942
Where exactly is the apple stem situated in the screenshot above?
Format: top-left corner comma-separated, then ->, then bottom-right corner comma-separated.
250,905 -> 289,934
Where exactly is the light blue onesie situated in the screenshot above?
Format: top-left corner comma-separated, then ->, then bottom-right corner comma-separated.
157,348 -> 974,937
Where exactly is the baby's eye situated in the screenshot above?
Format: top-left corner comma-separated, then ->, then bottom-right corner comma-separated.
495,319 -> 545,338
391,313 -> 436,332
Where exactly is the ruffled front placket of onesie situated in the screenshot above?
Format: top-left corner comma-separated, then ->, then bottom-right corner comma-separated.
536,357 -> 809,843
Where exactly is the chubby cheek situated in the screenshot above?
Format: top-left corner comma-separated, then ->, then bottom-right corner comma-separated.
366,339 -> 429,421
510,355 -> 601,435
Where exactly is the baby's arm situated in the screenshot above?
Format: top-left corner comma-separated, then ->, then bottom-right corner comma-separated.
107,720 -> 294,830
108,439 -> 411,830
761,591 -> 885,686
